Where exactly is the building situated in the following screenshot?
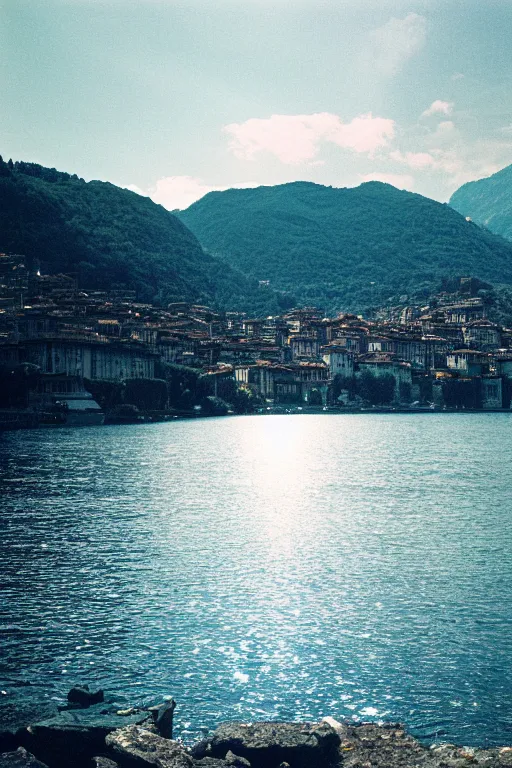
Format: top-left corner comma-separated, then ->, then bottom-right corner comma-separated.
321,344 -> 354,378
0,336 -> 157,380
446,349 -> 490,376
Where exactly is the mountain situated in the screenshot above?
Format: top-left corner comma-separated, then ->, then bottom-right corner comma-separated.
450,164 -> 512,242
0,157 -> 278,313
178,181 -> 512,311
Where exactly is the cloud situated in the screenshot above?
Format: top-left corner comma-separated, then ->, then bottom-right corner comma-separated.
124,183 -> 146,196
389,150 -> 436,169
366,13 -> 427,76
224,112 -> 395,165
425,120 -> 458,147
149,176 -> 258,210
421,100 -> 454,118
451,72 -> 464,81
359,172 -> 415,191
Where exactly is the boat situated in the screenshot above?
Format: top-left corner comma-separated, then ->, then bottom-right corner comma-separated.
34,374 -> 104,426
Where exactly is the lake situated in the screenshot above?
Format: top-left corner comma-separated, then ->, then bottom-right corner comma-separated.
1,414 -> 512,746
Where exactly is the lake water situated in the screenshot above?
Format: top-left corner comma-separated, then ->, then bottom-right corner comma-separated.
1,414 -> 512,746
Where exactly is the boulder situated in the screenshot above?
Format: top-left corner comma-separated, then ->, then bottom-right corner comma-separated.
106,725 -> 193,767
209,722 -> 340,768
93,758 -> 120,768
189,740 -> 211,760
148,701 -> 176,739
0,735 -> 18,755
193,753 -> 251,768
224,752 -> 251,767
67,686 -> 104,708
18,709 -> 149,768
0,748 -> 48,768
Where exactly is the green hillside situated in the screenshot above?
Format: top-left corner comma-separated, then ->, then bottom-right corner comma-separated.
0,157 -> 278,313
178,181 -> 512,311
450,164 -> 512,241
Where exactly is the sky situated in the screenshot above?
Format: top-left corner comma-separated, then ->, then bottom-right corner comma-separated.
1,0 -> 512,210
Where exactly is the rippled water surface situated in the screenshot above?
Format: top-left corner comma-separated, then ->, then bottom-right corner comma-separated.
1,414 -> 512,745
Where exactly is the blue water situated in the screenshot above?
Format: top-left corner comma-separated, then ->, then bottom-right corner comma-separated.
1,414 -> 512,746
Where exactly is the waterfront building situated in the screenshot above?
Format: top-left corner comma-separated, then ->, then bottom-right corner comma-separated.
321,344 -> 354,378
0,336 -> 157,380
446,349 -> 490,376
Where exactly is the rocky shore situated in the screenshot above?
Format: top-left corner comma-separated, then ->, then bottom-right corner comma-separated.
1,690 -> 511,768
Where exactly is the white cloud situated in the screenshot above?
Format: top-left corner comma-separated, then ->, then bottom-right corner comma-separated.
389,150 -> 436,169
425,120 -> 458,147
149,176 -> 257,210
224,112 -> 395,165
359,172 -> 415,191
124,183 -> 146,196
421,100 -> 454,118
366,13 -> 427,76
451,72 -> 464,81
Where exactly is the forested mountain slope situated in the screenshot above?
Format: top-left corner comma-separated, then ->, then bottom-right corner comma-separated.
178,181 -> 512,309
450,164 -> 512,242
0,157 -> 277,313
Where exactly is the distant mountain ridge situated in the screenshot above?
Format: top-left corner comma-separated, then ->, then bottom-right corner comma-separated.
450,163 -> 512,242
0,157 -> 278,313
177,180 -> 512,311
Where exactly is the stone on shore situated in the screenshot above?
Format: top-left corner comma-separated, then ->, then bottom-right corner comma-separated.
67,686 -> 104,708
93,758 -> 121,768
148,700 -> 176,739
18,709 -> 150,768
0,735 -> 18,755
105,725 -> 193,767
209,722 -> 341,768
334,723 -> 512,768
0,748 -> 49,768
193,752 -> 251,768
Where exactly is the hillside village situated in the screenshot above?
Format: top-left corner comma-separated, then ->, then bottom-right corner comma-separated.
1,251 -> 512,426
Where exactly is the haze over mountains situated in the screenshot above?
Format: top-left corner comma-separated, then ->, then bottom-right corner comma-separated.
2,156 -> 512,315
450,164 -> 512,243
178,180 -> 512,310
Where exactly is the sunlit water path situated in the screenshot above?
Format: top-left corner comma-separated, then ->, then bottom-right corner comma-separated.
1,414 -> 512,746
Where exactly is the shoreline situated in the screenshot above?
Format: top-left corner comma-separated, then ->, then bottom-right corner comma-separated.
2,698 -> 512,768
2,405 -> 512,431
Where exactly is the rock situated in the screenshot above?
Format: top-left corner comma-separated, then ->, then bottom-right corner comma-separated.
0,748 -> 48,767
148,700 -> 176,739
18,709 -> 149,768
92,758 -> 120,768
321,718 -> 347,738
209,722 -> 340,768
67,686 -> 104,708
0,735 -> 18,755
106,725 -> 193,767
193,756 -> 251,768
193,753 -> 251,768
190,740 -> 211,760
225,751 -> 251,767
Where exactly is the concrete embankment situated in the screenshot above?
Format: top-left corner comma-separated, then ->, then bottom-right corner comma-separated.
2,691 -> 512,768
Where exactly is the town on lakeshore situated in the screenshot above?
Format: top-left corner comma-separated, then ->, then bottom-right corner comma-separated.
1,251 -> 512,427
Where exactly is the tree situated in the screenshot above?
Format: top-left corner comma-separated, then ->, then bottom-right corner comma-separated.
399,381 -> 412,403
308,388 -> 323,406
199,396 -> 229,416
0,363 -> 40,408
442,377 -> 482,409
358,370 -> 395,405
330,374 -> 357,403
123,378 -> 168,410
